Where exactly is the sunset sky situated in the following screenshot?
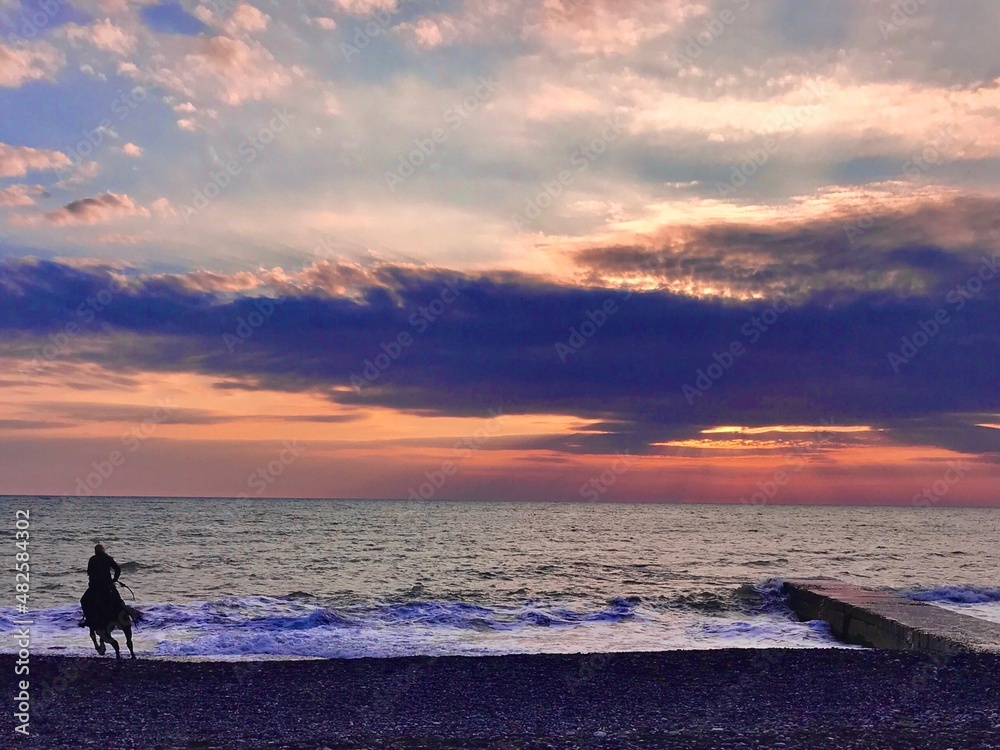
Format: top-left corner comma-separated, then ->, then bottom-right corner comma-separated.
0,0 -> 998,504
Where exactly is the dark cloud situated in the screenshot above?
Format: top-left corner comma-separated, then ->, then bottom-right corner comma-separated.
29,401 -> 362,426
40,193 -> 148,226
0,257 -> 997,446
35,402 -> 218,425
0,419 -> 68,430
883,418 -> 1000,459
574,194 -> 1000,300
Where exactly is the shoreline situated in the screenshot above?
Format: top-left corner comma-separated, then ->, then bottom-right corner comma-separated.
6,649 -> 1000,749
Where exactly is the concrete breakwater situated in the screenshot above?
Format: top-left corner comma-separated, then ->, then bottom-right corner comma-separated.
784,578 -> 1000,654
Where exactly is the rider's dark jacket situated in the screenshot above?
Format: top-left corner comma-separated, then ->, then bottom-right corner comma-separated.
87,551 -> 121,589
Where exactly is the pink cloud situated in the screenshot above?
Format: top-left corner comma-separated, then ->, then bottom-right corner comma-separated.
526,83 -> 605,120
225,4 -> 270,35
405,17 -> 458,48
95,233 -> 141,245
53,160 -> 100,190
97,0 -> 157,12
394,1 -> 505,49
149,36 -> 294,107
40,192 -> 151,226
529,0 -> 705,55
0,184 -> 44,207
396,0 -> 701,53
193,3 -> 270,36
0,143 -> 71,177
0,41 -> 63,87
146,259 -> 473,300
327,0 -> 398,16
61,19 -> 137,57
149,197 -> 174,217
122,142 -> 143,157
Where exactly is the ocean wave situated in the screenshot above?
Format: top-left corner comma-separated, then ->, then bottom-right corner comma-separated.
0,581 -> 795,633
119,561 -> 160,572
0,580 -> 833,658
694,618 -> 839,645
905,586 -> 1000,604
639,579 -> 789,615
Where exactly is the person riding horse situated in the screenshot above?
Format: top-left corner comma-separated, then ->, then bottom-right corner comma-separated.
81,544 -> 126,627
88,544 -> 122,593
80,543 -> 141,658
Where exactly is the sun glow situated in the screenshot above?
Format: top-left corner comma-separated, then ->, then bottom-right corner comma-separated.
700,425 -> 876,435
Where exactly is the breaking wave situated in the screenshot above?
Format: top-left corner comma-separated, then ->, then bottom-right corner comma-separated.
905,586 -> 1000,605
0,580 -> 846,658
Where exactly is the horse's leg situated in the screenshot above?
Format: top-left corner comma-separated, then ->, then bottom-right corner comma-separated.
89,628 -> 104,655
122,619 -> 135,659
105,629 -> 121,659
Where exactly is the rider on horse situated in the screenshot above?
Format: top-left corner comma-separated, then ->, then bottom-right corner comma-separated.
80,543 -> 142,658
81,544 -> 126,625
88,544 -> 122,593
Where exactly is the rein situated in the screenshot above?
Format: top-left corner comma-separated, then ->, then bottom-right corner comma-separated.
118,581 -> 136,601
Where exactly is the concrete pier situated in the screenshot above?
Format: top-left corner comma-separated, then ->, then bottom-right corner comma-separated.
784,578 -> 1000,653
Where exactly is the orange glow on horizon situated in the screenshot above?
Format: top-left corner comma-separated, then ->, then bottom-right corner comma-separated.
700,425 -> 876,435
0,359 -> 996,505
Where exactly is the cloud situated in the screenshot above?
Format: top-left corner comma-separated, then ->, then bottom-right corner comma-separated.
0,143 -> 71,178
52,160 -> 100,190
393,0 -> 516,49
398,16 -> 460,49
0,185 -> 45,207
28,399 -> 363,426
95,233 -> 142,245
571,190 -> 1000,299
193,2 -> 270,36
527,0 -> 706,55
0,41 -> 64,87
38,192 -> 151,226
623,73 -> 1000,159
149,197 -> 174,217
327,0 -> 399,17
394,0 -> 701,53
526,83 -> 606,121
223,3 -> 270,35
139,0 -> 209,35
141,36 -> 295,106
34,401 -> 223,425
121,142 -> 143,157
0,256 -> 996,444
60,19 -> 137,56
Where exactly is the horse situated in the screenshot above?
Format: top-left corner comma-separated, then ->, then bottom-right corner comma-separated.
79,584 -> 143,659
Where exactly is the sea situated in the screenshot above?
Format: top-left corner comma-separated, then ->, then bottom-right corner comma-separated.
2,497 -> 1000,660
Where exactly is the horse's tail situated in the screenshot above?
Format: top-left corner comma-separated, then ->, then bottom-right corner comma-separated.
124,604 -> 144,625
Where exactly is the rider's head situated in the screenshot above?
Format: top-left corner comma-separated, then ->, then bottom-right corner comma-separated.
94,544 -> 105,554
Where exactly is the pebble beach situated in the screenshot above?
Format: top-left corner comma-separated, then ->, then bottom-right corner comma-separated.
8,649 -> 1000,749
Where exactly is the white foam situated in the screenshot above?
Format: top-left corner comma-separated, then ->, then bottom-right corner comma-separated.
0,596 -> 849,660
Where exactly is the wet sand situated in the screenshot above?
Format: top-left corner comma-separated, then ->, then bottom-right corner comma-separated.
5,649 -> 1000,749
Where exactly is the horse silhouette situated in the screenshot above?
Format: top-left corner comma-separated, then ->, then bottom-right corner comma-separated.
80,585 -> 143,659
